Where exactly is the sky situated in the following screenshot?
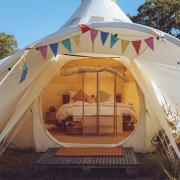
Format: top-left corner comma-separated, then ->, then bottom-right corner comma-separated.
0,0 -> 145,49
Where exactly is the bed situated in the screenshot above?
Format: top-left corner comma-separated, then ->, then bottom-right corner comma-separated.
56,101 -> 137,135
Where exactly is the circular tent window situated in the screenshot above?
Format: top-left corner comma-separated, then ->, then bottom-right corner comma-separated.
41,58 -> 141,145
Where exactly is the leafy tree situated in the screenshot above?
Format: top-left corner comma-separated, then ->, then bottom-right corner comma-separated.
0,33 -> 18,60
131,0 -> 180,39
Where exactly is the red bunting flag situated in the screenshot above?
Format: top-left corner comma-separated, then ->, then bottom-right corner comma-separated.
91,29 -> 99,42
39,45 -> 48,59
132,40 -> 141,55
80,24 -> 90,33
145,37 -> 154,50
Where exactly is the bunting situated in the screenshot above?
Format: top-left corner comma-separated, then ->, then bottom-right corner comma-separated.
132,40 -> 142,55
49,43 -> 59,57
18,26 -> 158,87
61,39 -> 72,52
101,31 -> 109,45
91,29 -> 99,42
145,37 -> 154,50
26,26 -> 156,60
39,45 -> 48,59
80,24 -> 90,33
72,35 -> 81,47
110,34 -> 119,48
19,62 -> 28,84
121,40 -> 129,54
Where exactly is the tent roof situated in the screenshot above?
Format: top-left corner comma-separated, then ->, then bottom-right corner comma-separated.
0,0 -> 180,159
61,0 -> 131,29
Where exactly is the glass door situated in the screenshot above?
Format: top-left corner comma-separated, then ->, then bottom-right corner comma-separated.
83,72 -> 98,135
99,71 -> 115,135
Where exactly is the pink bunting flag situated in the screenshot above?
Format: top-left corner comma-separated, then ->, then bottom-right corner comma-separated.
132,40 -> 142,55
145,37 -> 154,50
91,29 -> 99,42
39,45 -> 48,59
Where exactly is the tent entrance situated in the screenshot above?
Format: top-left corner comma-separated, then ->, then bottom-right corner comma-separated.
41,58 -> 140,144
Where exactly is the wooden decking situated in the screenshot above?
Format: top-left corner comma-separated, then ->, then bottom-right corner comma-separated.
34,147 -> 139,176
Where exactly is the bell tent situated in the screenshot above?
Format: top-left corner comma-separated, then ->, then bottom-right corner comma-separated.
0,0 -> 180,160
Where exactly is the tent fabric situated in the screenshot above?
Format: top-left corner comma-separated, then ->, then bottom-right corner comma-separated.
62,0 -> 131,28
0,0 -> 179,157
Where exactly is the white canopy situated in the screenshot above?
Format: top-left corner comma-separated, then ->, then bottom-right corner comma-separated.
0,0 -> 179,158
62,0 -> 131,29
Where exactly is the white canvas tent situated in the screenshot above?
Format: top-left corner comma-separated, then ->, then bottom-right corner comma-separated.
0,0 -> 179,159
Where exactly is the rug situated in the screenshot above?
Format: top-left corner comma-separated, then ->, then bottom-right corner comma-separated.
55,147 -> 124,157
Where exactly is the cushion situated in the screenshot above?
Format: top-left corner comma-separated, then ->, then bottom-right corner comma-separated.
68,90 -> 76,99
72,89 -> 84,102
86,95 -> 96,103
72,89 -> 94,103
99,90 -> 111,102
106,95 -> 114,103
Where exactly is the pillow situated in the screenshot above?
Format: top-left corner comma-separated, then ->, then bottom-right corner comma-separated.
99,90 -> 111,102
72,90 -> 95,103
106,95 -> 114,103
72,89 -> 84,102
86,95 -> 96,103
68,90 -> 76,99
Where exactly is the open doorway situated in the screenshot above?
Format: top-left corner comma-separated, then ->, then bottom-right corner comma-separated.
41,58 -> 140,145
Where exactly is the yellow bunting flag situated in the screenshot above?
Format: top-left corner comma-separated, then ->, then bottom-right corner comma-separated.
121,40 -> 129,54
72,35 -> 81,47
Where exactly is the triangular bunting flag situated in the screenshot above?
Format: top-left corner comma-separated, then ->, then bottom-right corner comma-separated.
49,43 -> 59,57
61,39 -> 72,52
80,24 -> 90,33
91,29 -> 99,42
121,40 -> 130,54
144,37 -> 154,50
101,31 -> 109,45
19,62 -> 28,84
110,34 -> 119,48
132,40 -> 142,55
72,35 -> 81,47
39,45 -> 48,59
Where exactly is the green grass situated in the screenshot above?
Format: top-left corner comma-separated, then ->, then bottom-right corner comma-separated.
0,148 -> 40,177
137,149 -> 180,180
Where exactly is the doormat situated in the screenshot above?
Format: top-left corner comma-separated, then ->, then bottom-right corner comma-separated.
55,147 -> 124,157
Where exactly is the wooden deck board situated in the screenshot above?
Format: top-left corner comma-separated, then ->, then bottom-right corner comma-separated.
35,148 -> 138,169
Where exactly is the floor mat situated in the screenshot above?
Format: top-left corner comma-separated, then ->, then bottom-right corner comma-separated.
55,147 -> 124,157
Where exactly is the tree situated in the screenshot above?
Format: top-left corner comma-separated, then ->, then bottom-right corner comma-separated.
131,0 -> 180,39
0,33 -> 18,60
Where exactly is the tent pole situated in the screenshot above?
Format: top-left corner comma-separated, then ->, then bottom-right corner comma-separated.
114,75 -> 117,135
82,73 -> 85,135
97,72 -> 99,135
115,76 -> 118,134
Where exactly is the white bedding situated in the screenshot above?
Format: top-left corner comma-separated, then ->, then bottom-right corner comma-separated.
56,101 -> 136,121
